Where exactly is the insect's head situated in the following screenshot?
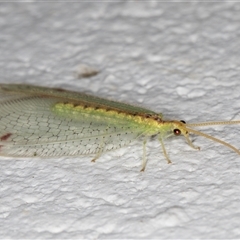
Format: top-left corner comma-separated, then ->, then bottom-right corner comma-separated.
167,120 -> 189,138
167,119 -> 240,154
173,120 -> 187,135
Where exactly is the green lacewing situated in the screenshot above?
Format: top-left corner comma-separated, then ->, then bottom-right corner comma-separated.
0,84 -> 239,171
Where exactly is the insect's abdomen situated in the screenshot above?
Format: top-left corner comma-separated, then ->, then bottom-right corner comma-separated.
0,95 -> 141,157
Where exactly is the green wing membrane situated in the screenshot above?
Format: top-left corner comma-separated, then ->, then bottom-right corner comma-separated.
0,84 -> 156,115
0,84 -> 146,157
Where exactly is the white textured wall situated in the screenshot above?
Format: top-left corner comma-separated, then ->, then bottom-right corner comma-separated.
0,2 -> 240,238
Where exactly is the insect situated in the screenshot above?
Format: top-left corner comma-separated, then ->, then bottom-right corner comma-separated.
0,84 -> 239,171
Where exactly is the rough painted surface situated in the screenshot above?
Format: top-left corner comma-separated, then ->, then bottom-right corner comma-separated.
0,2 -> 240,239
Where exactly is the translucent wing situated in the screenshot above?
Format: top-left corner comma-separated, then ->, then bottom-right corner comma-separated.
0,85 -> 144,158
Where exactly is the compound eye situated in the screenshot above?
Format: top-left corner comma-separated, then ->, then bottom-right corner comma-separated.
180,120 -> 186,124
173,129 -> 181,135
